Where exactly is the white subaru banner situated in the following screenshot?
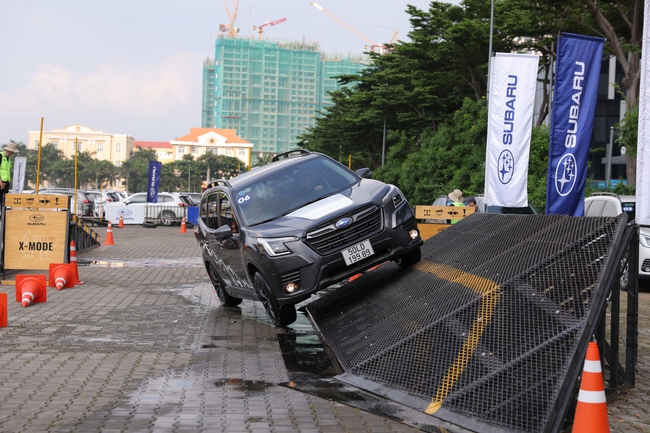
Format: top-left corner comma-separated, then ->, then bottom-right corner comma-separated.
10,156 -> 27,193
637,0 -> 650,226
485,52 -> 539,207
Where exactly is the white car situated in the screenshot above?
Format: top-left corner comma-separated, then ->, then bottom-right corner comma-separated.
109,192 -> 188,226
86,190 -> 122,219
584,192 -> 650,289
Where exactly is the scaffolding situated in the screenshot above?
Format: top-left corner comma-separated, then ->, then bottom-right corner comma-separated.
201,36 -> 369,160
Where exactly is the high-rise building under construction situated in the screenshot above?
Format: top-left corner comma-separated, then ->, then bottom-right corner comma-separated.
201,36 -> 368,161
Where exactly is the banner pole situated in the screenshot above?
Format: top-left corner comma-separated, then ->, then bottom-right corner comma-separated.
36,118 -> 44,193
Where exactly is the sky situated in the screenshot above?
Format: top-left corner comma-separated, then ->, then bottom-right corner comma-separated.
0,0 -> 440,146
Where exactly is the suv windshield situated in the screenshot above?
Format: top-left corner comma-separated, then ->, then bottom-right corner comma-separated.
237,157 -> 359,226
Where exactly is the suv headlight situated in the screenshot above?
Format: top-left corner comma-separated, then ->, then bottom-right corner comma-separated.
258,237 -> 299,256
640,234 -> 650,248
381,185 -> 405,206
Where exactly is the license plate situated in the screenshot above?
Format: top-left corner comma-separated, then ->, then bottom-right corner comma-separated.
342,239 -> 375,266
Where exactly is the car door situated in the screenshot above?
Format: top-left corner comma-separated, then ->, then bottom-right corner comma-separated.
201,191 -> 248,292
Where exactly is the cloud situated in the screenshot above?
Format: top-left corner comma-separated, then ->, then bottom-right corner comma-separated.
6,52 -> 201,116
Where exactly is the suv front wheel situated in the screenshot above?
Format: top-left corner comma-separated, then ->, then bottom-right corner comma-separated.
253,272 -> 297,327
208,263 -> 242,307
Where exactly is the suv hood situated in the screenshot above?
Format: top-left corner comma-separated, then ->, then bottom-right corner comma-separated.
247,180 -> 389,237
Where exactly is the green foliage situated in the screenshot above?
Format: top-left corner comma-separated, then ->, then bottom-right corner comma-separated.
616,104 -> 637,158
375,98 -> 550,212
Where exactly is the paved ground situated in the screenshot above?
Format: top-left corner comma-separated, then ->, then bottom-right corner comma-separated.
0,224 -> 649,433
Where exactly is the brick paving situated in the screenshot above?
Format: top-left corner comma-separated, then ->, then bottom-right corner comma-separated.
0,224 -> 648,432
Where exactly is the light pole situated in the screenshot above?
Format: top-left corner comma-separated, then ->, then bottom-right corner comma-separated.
487,0 -> 494,101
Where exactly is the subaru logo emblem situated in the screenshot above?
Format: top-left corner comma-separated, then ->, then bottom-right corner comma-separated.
555,153 -> 577,196
497,150 -> 515,184
336,217 -> 353,229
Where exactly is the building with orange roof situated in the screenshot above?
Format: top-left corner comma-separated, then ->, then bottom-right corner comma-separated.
133,141 -> 174,163
170,128 -> 253,166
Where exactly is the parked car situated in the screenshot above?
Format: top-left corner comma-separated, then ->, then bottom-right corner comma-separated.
584,192 -> 649,290
121,192 -> 188,226
37,188 -> 95,217
86,190 -> 122,218
196,149 -> 423,327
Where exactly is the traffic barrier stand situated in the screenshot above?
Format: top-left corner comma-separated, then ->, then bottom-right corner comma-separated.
0,293 -> 7,327
104,221 -> 115,246
15,274 -> 47,307
69,240 -> 84,285
180,217 -> 187,233
118,213 -> 124,228
48,263 -> 76,290
572,341 -> 610,432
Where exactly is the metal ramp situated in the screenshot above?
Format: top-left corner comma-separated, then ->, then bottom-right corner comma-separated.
305,213 -> 637,433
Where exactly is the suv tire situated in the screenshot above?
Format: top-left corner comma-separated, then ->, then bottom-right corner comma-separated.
208,263 -> 242,307
159,210 -> 177,226
395,247 -> 422,268
254,272 -> 297,327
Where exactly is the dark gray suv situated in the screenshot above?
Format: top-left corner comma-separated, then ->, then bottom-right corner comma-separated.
196,150 -> 423,326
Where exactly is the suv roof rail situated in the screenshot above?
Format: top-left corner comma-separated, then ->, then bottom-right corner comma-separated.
590,192 -> 618,197
206,179 -> 232,189
272,149 -> 311,162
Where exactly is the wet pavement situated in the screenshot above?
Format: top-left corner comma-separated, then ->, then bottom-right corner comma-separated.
0,225 -> 649,432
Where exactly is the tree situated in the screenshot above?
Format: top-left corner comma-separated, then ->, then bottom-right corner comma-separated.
26,142 -> 65,188
119,146 -> 157,192
300,0 -> 504,170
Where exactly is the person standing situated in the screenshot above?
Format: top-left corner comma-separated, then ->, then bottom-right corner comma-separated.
447,189 -> 465,224
1,143 -> 19,207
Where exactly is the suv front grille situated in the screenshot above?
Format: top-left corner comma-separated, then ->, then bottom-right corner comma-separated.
305,205 -> 382,254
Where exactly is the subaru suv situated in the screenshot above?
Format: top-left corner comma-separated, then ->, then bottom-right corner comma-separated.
196,150 -> 423,326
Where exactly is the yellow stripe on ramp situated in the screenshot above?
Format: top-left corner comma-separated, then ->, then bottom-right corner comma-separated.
412,261 -> 502,414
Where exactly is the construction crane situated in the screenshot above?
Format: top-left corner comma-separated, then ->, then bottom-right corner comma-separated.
219,0 -> 240,36
253,17 -> 287,40
310,2 -> 383,52
376,26 -> 398,44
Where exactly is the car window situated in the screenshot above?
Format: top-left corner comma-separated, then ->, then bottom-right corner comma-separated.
219,193 -> 237,233
201,193 -> 220,229
129,194 -> 147,204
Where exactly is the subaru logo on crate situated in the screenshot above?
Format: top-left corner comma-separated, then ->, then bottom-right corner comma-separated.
336,217 -> 353,229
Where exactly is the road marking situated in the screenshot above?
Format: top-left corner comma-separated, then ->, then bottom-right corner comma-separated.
412,261 -> 502,414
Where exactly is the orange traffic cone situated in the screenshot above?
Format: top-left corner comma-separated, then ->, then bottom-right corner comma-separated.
15,274 -> 47,307
0,293 -> 7,327
179,217 -> 187,233
118,213 -> 124,228
49,263 -> 76,290
69,240 -> 84,285
104,221 -> 115,246
572,341 -> 610,432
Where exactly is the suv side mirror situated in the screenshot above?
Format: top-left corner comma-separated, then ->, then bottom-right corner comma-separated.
356,168 -> 372,179
214,224 -> 233,240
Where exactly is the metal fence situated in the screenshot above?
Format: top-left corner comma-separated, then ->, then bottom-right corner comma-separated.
305,213 -> 637,433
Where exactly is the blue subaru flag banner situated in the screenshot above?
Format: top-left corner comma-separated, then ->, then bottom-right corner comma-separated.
546,33 -> 603,216
147,160 -> 162,203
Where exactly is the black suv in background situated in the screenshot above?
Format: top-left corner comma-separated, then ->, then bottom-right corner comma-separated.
196,150 -> 423,326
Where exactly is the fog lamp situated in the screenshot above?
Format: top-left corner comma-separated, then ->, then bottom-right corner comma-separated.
408,229 -> 419,240
285,282 -> 298,293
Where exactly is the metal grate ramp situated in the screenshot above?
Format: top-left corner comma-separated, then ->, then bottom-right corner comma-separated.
305,213 -> 628,433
